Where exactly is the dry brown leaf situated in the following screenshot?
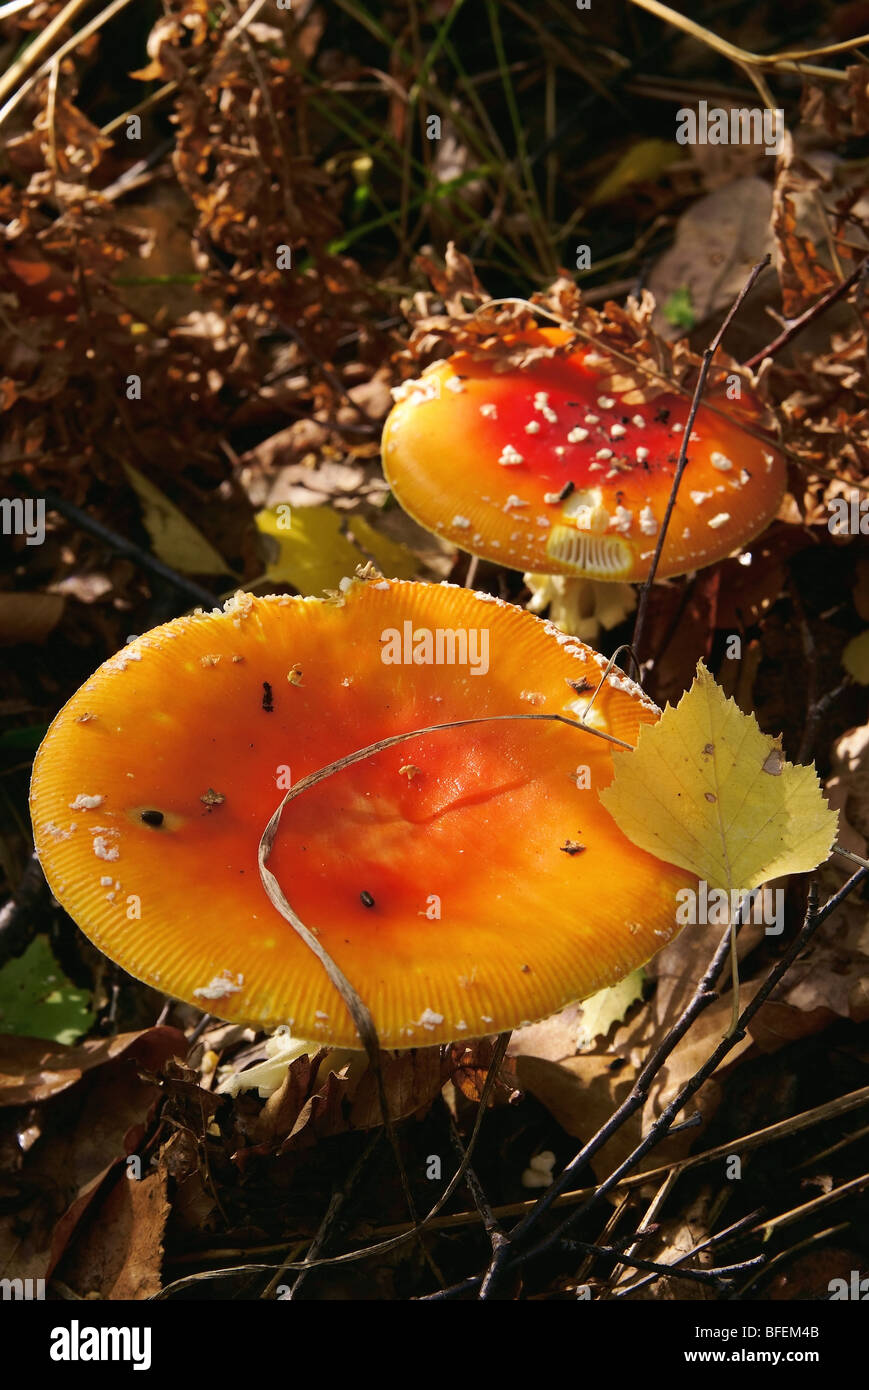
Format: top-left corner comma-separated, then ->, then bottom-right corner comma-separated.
0,593 -> 64,646
772,137 -> 837,318
51,1168 -> 169,1300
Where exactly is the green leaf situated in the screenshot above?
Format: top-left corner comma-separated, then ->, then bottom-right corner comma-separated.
0,937 -> 94,1045
662,285 -> 695,330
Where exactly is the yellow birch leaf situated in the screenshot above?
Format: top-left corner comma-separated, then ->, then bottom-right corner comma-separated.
577,969 -> 644,1049
588,139 -> 680,206
256,505 -> 418,594
256,505 -> 361,595
122,463 -> 228,576
842,630 -> 869,684
599,662 -> 837,892
344,513 -> 418,579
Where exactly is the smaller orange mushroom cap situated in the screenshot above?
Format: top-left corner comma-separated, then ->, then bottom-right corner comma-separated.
30,580 -> 696,1048
382,328 -> 786,582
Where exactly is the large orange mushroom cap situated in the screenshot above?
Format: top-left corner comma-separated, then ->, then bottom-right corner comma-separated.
382,328 -> 786,582
30,580 -> 695,1048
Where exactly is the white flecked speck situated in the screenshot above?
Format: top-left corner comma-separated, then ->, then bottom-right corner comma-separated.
93,837 -> 119,862
708,512 -> 731,529
374,580 -> 390,590
498,445 -> 524,466
584,414 -> 599,425
636,446 -> 649,462
414,1007 -> 444,1030
536,516 -> 551,528
452,515 -> 471,528
69,794 -> 103,810
595,448 -> 613,461
524,420 -> 541,434
639,505 -> 658,536
711,451 -> 733,471
194,971 -> 244,1000
632,414 -> 645,428
504,495 -> 528,512
567,427 -> 589,443
610,423 -> 626,439
690,490 -> 713,505
445,377 -> 465,393
100,875 -> 113,886
612,505 -> 633,534
597,396 -> 615,409
480,403 -> 498,418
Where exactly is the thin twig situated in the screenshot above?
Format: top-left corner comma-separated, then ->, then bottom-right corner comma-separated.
13,483 -> 223,610
262,1131 -> 383,1299
631,256 -> 771,661
743,257 -> 869,371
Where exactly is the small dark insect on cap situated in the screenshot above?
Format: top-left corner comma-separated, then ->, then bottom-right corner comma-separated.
141,809 -> 164,827
360,890 -> 375,908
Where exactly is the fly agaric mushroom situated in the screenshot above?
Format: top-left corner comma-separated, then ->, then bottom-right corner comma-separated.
30,579 -> 696,1050
382,327 -> 786,586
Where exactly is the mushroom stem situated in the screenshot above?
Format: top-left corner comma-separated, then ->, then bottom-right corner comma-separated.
524,573 -> 636,642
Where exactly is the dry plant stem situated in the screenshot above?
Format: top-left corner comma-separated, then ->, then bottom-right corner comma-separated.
631,255 -> 771,662
743,256 -> 869,371
0,0 -> 91,103
0,0 -> 136,129
750,1168 -> 869,1238
735,1222 -> 849,1298
628,0 -> 867,81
